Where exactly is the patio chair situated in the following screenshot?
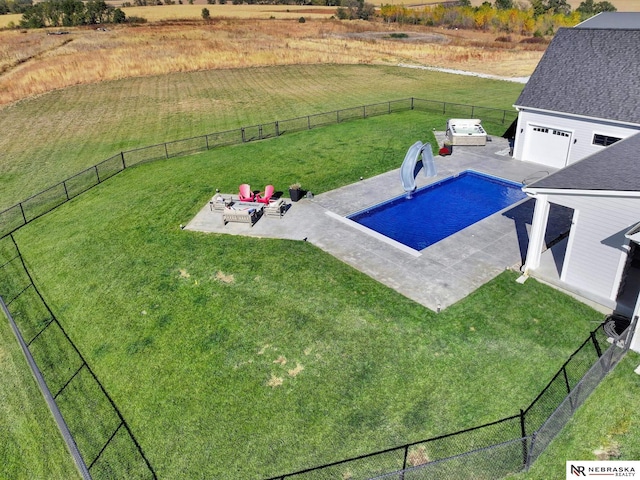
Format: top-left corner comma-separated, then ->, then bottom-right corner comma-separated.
238,184 -> 255,201
255,185 -> 275,204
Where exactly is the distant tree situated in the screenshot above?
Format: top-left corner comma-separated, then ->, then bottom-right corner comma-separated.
0,0 -> 32,14
576,0 -> 616,15
336,0 -> 374,19
576,0 -> 594,11
201,6 -> 210,18
112,7 -> 125,22
548,0 -> 571,14
595,1 -> 616,11
530,0 -> 570,16
85,0 -> 111,24
494,0 -> 513,9
20,0 -> 126,28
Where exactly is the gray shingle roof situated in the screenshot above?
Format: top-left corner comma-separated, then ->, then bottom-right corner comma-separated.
525,132 -> 640,192
576,12 -> 640,29
515,28 -> 640,125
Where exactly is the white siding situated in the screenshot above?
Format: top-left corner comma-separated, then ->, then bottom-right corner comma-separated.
513,110 -> 640,166
546,194 -> 640,301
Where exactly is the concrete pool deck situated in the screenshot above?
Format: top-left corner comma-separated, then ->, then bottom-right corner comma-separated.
185,135 -> 569,311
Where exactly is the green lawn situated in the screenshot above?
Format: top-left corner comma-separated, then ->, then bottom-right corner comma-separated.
511,351 -> 640,480
0,64 -> 524,211
0,303 -> 82,480
2,66 -> 636,479
6,111 -> 606,478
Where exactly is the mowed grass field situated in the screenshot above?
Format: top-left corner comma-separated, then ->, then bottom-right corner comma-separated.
0,65 -> 525,211
9,109 -> 604,478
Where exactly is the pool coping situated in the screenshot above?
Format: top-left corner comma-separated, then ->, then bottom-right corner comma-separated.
185,135 -> 567,311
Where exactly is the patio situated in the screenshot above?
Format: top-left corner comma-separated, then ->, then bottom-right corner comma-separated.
185,135 -> 570,311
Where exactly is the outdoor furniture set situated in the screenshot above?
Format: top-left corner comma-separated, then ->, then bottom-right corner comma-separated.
209,184 -> 288,226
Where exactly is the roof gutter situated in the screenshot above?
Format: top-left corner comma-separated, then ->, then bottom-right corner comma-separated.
523,187 -> 640,198
512,106 -> 640,129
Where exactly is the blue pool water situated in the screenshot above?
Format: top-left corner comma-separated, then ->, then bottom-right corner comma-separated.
348,170 -> 526,251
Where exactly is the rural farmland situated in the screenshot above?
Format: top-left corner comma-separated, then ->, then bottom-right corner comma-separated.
1,3 -> 640,480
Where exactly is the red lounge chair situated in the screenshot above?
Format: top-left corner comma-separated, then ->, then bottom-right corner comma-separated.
238,184 -> 254,201
255,185 -> 274,204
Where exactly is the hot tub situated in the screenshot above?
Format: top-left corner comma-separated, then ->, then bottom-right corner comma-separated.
446,118 -> 487,146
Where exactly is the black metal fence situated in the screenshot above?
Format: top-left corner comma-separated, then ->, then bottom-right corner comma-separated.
1,222 -> 634,479
265,318 -> 635,480
2,96 -> 618,479
0,97 -> 516,241
0,235 -> 156,480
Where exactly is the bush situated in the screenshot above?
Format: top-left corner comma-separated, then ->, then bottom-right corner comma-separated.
202,7 -> 210,19
495,35 -> 513,42
298,16 -> 305,23
520,36 -> 547,43
126,15 -> 147,23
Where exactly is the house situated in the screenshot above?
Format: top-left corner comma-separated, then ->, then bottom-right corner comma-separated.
515,14 -> 640,352
511,21 -> 640,169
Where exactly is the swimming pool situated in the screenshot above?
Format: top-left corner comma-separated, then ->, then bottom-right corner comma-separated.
348,170 -> 526,251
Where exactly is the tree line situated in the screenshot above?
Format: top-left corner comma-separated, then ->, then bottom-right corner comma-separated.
378,0 -> 616,35
9,0 -> 616,31
16,0 -> 126,27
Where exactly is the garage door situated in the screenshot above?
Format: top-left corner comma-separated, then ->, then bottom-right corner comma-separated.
522,125 -> 572,168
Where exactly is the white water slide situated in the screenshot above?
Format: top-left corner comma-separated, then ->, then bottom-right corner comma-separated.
400,141 -> 436,194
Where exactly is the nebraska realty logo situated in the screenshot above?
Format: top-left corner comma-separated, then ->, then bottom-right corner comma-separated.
567,461 -> 640,478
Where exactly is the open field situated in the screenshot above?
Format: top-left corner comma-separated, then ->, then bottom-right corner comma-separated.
0,65 -> 525,211
1,0 -> 638,30
0,17 -> 544,108
8,110 -> 604,478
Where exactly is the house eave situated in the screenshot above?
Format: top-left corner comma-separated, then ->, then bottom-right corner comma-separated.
512,105 -> 640,129
523,188 -> 640,198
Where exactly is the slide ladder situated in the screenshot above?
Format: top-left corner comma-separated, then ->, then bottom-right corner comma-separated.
400,141 -> 436,196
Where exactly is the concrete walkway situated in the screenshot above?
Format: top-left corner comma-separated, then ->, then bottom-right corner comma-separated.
185,135 -> 566,312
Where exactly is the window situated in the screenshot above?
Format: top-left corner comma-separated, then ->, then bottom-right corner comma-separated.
593,134 -> 621,147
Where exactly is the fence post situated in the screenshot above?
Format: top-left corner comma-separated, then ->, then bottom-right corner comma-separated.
562,364 -> 576,411
502,110 -> 507,124
400,444 -> 409,480
121,151 -> 126,169
362,105 -> 366,118
562,365 -> 571,395
19,203 -> 27,225
337,110 -> 340,124
471,106 -> 475,118
590,331 -> 603,357
443,102 -> 446,115
520,409 -> 528,469
275,121 -> 280,137
411,97 -> 414,110
63,181 -> 70,201
164,143 -> 169,159
94,165 -> 101,184
307,115 -> 311,130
